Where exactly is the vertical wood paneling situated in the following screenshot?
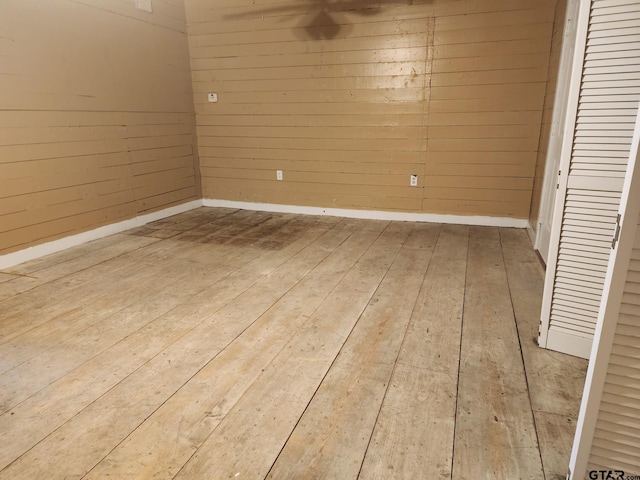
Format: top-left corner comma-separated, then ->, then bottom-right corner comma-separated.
0,0 -> 199,256
185,0 -> 558,218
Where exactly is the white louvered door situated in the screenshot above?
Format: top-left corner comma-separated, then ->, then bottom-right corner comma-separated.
539,0 -> 640,359
567,99 -> 640,480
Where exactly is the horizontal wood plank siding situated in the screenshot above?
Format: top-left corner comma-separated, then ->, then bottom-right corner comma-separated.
185,0 -> 558,218
427,1 -> 555,218
0,0 -> 199,255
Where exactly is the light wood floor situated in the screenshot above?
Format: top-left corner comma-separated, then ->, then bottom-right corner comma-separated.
0,208 -> 588,480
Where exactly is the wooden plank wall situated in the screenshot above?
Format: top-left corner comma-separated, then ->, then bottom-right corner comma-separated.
0,0 -> 200,256
186,0 -> 559,218
529,0 -> 568,233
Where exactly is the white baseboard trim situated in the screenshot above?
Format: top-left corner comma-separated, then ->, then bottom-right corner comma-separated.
0,200 -> 203,270
203,198 -> 529,228
1,198 -> 529,270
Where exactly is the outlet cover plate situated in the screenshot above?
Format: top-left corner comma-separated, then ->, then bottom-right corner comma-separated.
134,0 -> 153,13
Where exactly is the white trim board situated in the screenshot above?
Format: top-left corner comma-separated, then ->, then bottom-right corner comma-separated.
203,199 -> 529,228
534,0 -> 581,261
0,200 -> 203,270
526,221 -> 536,250
0,198 -> 529,271
545,328 -> 592,359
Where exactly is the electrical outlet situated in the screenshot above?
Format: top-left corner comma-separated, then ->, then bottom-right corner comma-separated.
410,174 -> 418,187
207,93 -> 218,103
276,170 -> 283,181
134,0 -> 152,12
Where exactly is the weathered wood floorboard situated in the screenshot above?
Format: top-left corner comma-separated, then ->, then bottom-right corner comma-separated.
0,210 -> 587,480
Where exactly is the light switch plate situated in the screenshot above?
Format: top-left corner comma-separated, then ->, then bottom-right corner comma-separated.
135,0 -> 153,13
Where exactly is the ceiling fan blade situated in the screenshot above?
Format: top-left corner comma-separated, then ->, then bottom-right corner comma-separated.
224,0 -> 430,25
223,3 -> 314,21
304,9 -> 342,39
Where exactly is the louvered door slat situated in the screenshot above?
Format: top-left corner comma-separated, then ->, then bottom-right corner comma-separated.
589,26 -> 640,38
592,0 -> 639,10
579,108 -> 637,117
555,292 -> 603,307
591,1 -> 640,14
577,111 -> 638,119
576,129 -> 635,136
608,362 -> 640,377
588,36 -> 640,47
555,298 -> 601,313
589,19 -> 640,30
563,235 -> 611,249
584,58 -> 640,68
587,43 -> 640,54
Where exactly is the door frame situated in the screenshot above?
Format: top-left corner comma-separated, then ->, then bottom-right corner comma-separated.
535,0 -> 581,264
